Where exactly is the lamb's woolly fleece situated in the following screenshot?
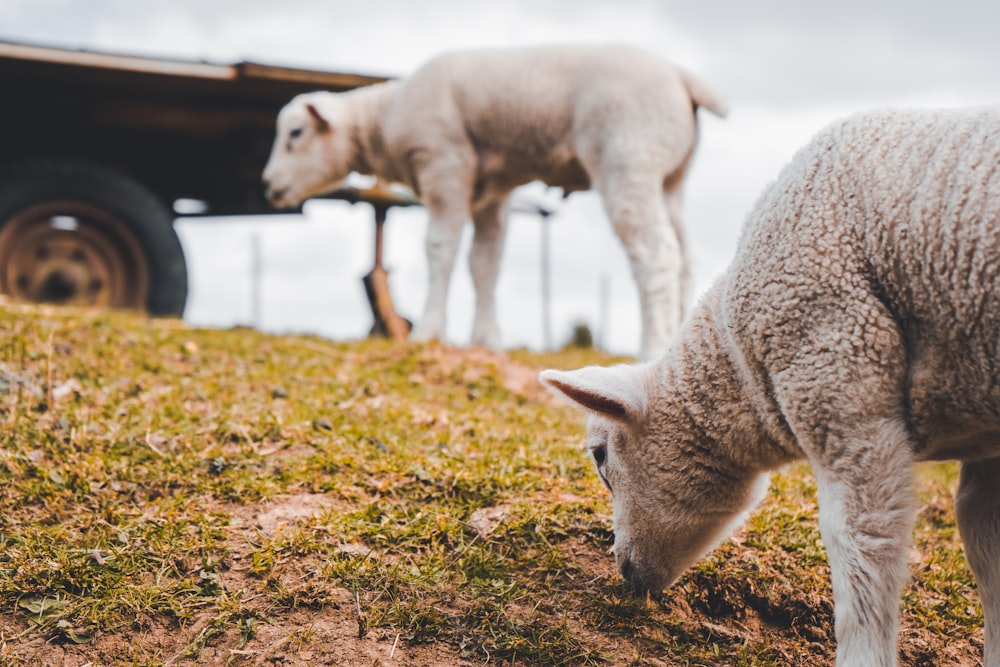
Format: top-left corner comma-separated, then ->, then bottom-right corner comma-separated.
629,108 -> 1000,473
541,107 -> 1000,667
719,107 -> 1000,462
668,106 -> 1000,667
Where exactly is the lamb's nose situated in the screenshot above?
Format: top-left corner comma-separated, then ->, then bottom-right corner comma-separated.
618,555 -> 635,583
262,180 -> 286,206
614,544 -> 640,587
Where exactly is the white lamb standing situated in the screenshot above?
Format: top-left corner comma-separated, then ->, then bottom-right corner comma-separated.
541,108 -> 1000,667
261,44 -> 727,361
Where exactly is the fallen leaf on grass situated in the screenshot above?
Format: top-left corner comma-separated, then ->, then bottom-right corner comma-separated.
468,505 -> 510,538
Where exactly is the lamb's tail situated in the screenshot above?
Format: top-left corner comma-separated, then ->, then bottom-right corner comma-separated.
678,68 -> 729,119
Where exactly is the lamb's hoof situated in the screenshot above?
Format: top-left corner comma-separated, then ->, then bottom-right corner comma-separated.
470,332 -> 502,352
409,323 -> 441,343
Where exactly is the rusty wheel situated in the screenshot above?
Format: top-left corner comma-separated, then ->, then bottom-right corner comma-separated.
0,160 -> 187,315
0,201 -> 149,309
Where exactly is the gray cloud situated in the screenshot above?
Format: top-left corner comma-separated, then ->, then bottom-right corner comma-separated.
659,1 -> 1000,106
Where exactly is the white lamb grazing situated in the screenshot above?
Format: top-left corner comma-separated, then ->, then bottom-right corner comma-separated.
540,108 -> 1000,666
261,44 -> 727,360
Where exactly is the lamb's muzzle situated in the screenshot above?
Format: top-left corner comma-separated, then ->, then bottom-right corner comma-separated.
260,177 -> 286,208
615,548 -> 665,595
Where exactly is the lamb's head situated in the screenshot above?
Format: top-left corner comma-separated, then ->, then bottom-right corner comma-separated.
539,363 -> 767,594
262,92 -> 353,209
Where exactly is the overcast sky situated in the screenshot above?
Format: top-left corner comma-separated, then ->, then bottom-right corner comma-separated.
2,0 -> 998,355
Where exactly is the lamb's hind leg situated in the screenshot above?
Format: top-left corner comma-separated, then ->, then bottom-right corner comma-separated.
468,198 -> 509,350
597,176 -> 686,361
956,456 -> 1000,667
663,188 -> 692,314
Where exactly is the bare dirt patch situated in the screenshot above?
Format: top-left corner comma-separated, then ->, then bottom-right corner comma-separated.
251,493 -> 343,536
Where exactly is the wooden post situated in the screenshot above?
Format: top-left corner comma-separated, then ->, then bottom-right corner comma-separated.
362,204 -> 410,340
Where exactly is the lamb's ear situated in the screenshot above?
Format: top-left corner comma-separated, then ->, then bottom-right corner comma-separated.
539,364 -> 651,422
305,103 -> 331,133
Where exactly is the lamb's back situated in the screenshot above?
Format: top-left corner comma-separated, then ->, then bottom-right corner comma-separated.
384,45 -> 692,154
725,108 -> 1000,457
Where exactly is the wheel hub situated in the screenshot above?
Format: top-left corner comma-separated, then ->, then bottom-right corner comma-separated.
0,201 -> 149,309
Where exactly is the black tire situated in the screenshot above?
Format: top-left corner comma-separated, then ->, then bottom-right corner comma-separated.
0,159 -> 187,316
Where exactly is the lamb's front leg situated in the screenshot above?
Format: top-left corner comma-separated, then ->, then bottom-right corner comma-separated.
467,198 -> 509,350
956,456 -> 1000,667
813,419 -> 917,667
410,207 -> 467,343
410,160 -> 475,344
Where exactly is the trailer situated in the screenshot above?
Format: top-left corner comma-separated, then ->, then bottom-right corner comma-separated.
0,39 -> 416,334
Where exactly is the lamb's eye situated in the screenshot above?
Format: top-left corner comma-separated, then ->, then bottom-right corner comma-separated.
591,445 -> 612,493
289,127 -> 303,139
592,445 -> 607,468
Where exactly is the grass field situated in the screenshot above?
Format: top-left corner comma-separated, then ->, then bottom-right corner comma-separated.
0,303 -> 984,665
